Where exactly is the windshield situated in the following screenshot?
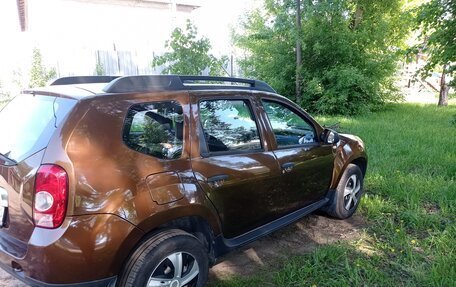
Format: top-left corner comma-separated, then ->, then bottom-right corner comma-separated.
0,94 -> 76,164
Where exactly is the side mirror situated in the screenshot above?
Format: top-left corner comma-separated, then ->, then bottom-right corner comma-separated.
322,129 -> 340,144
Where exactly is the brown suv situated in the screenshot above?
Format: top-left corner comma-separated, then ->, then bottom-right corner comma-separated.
0,75 -> 367,287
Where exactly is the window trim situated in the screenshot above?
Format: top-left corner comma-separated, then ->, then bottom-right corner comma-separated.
198,98 -> 264,158
122,100 -> 184,161
261,98 -> 319,150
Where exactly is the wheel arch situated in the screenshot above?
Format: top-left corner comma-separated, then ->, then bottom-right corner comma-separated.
114,207 -> 221,277
331,154 -> 368,190
351,157 -> 367,177
151,215 -> 217,265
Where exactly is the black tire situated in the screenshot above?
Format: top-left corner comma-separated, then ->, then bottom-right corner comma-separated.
323,164 -> 364,219
117,229 -> 209,287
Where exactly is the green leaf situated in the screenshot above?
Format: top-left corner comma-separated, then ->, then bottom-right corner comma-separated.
152,20 -> 228,76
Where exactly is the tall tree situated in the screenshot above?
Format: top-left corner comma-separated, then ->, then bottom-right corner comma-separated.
234,0 -> 297,102
416,0 -> 455,106
235,0 -> 411,114
29,48 -> 57,88
153,20 -> 228,76
296,0 -> 302,102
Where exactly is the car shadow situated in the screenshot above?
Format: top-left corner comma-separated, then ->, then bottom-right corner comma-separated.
209,213 -> 366,283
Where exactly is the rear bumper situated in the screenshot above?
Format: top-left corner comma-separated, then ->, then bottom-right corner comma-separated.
0,214 -> 143,286
0,262 -> 116,287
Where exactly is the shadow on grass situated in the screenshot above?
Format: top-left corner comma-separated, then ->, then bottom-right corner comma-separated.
209,214 -> 367,286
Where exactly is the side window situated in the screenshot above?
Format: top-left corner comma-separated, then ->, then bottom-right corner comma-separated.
199,99 -> 262,153
262,100 -> 317,147
123,101 -> 184,160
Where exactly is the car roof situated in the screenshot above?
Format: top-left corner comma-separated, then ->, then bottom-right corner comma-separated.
24,75 -> 277,100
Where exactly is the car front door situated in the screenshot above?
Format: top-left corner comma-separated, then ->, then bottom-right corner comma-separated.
260,98 -> 334,211
190,94 -> 286,239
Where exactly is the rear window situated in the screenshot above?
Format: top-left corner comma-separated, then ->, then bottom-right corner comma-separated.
0,94 -> 76,165
123,101 -> 184,160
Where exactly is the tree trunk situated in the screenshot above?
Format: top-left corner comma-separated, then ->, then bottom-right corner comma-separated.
296,0 -> 302,103
351,5 -> 364,29
438,65 -> 449,106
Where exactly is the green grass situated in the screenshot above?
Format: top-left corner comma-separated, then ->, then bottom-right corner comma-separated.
213,103 -> 456,287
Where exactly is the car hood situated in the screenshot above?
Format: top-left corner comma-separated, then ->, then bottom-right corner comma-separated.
340,133 -> 364,145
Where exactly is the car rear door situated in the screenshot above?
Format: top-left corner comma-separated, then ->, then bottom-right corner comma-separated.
190,92 -> 286,239
260,97 -> 334,209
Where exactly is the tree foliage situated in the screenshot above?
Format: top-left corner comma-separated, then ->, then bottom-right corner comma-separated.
415,0 -> 455,85
0,80 -> 11,107
29,48 -> 57,88
95,61 -> 105,76
235,0 -> 411,114
142,117 -> 169,145
153,20 -> 228,76
415,0 -> 455,106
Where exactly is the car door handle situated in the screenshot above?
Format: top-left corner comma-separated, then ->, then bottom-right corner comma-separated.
281,162 -> 295,173
206,174 -> 229,188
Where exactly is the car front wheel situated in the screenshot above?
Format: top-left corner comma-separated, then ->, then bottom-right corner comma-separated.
323,163 -> 364,219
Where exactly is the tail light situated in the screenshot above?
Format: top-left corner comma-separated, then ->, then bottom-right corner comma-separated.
33,165 -> 68,229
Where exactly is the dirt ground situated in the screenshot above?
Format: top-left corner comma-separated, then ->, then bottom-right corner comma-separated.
0,214 -> 365,286
209,214 -> 366,282
0,269 -> 27,287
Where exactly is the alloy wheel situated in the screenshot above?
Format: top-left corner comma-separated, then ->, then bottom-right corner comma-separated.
147,252 -> 199,287
343,174 -> 361,211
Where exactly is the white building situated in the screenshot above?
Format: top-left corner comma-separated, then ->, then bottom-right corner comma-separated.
26,0 -> 201,75
1,0 -> 201,93
1,0 -> 255,94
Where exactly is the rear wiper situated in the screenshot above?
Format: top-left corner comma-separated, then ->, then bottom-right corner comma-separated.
0,153 -> 17,166
52,97 -> 58,128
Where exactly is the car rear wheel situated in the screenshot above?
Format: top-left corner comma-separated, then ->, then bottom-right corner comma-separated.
323,163 -> 363,219
118,229 -> 209,287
